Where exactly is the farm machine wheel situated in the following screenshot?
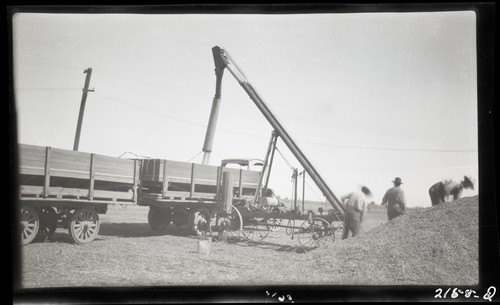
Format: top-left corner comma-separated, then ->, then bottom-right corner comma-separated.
68,207 -> 100,245
20,206 -> 39,245
188,207 -> 212,236
297,217 -> 333,252
242,218 -> 270,242
213,205 -> 243,242
34,207 -> 58,242
148,206 -> 172,232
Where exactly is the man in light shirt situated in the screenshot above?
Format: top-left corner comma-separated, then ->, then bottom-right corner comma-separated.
381,177 -> 407,220
341,186 -> 372,239
428,176 -> 475,206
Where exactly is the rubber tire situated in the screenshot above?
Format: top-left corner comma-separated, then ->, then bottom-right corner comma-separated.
34,207 -> 58,242
172,207 -> 189,227
148,206 -> 172,232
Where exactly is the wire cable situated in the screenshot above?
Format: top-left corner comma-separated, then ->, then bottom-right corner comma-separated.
275,147 -> 295,170
118,151 -> 150,158
187,151 -> 204,163
304,179 -> 325,202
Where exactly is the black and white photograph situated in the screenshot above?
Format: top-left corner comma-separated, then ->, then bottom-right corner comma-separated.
10,3 -> 497,303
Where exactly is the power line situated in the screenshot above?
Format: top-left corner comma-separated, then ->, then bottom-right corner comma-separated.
300,140 -> 478,153
14,63 -> 477,154
94,91 -> 207,128
93,90 -> 476,154
94,90 -> 270,139
16,87 -> 82,91
17,62 -> 84,72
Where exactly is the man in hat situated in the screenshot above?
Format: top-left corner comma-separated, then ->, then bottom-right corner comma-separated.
428,176 -> 475,206
341,186 -> 372,239
381,177 -> 407,220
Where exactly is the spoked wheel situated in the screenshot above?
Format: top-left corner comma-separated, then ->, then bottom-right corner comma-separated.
148,206 -> 172,232
242,218 -> 270,242
297,217 -> 333,252
213,205 -> 243,242
20,206 -> 39,245
188,207 -> 212,236
68,207 -> 100,245
34,207 -> 58,242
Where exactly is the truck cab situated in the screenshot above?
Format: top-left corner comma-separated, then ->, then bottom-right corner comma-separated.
221,158 -> 263,171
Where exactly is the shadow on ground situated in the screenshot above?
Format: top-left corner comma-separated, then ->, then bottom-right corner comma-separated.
218,236 -> 311,254
98,223 -> 195,238
39,223 -> 325,253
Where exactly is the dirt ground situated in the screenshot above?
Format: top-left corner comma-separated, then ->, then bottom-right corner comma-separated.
18,196 -> 478,289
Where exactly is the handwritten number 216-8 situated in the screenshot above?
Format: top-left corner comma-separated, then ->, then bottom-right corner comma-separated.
434,287 -> 496,301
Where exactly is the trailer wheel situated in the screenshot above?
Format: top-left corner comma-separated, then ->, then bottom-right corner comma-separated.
68,207 -> 100,245
34,207 -> 58,242
20,206 -> 39,245
148,206 -> 172,232
187,207 -> 211,236
172,207 -> 189,227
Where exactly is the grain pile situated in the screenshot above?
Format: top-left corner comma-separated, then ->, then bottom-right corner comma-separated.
303,196 -> 479,285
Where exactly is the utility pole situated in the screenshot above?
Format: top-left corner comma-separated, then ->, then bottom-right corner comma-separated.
73,68 -> 94,151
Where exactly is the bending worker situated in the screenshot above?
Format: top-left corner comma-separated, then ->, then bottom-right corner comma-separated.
341,186 -> 372,239
381,177 -> 407,220
428,176 -> 475,206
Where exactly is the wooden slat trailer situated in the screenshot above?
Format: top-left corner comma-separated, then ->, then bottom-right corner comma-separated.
17,143 -> 342,250
18,144 -> 140,245
138,158 -> 261,236
17,144 -> 262,245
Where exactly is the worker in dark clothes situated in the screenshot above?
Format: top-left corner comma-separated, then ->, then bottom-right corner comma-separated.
381,177 -> 407,220
341,186 -> 372,239
428,176 -> 475,206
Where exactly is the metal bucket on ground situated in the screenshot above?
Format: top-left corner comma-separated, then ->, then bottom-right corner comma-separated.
197,237 -> 211,255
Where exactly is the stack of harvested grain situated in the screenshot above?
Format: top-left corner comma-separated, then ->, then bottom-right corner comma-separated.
304,196 -> 478,285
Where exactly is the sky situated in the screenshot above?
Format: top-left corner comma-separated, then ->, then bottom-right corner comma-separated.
11,10 -> 479,208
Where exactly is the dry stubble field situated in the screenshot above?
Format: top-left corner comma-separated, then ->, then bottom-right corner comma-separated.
19,196 -> 478,288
